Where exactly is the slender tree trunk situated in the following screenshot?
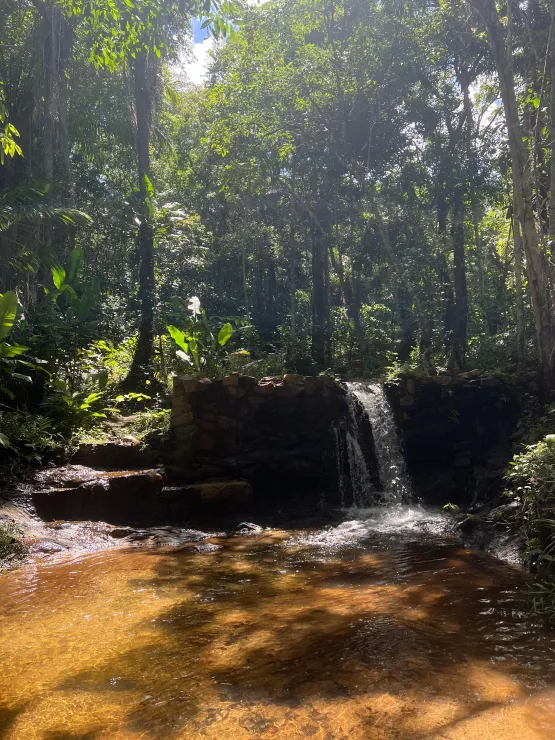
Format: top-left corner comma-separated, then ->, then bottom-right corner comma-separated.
470,0 -> 555,388
513,209 -> 527,371
289,159 -> 297,349
437,239 -> 455,349
289,200 -> 296,346
549,10 -> 555,254
42,2 -> 57,183
448,189 -> 468,373
58,16 -> 73,186
461,69 -> 488,334
267,257 -> 277,323
311,224 -> 327,368
125,50 -> 156,388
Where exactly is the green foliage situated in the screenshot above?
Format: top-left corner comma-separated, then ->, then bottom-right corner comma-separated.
45,248 -> 99,324
0,411 -> 59,468
505,438 -> 555,614
41,382 -> 107,433
0,291 -> 39,400
0,0 -> 554,469
0,521 -> 28,562
0,100 -> 22,163
466,333 -> 522,374
167,298 -> 233,375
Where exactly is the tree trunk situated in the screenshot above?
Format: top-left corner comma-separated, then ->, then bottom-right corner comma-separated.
289,201 -> 296,346
289,159 -> 297,349
513,209 -> 527,371
470,0 -> 555,389
549,10 -> 555,254
125,50 -> 157,389
311,224 -> 327,368
448,189 -> 468,373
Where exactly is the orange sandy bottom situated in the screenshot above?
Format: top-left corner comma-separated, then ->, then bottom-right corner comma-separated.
1,529 -> 555,739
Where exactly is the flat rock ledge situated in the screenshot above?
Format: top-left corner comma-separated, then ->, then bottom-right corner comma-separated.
31,465 -> 254,526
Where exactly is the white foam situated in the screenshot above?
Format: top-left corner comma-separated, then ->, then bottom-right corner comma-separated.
288,505 -> 450,550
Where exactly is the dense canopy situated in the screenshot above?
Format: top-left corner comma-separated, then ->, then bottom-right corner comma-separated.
0,0 -> 554,438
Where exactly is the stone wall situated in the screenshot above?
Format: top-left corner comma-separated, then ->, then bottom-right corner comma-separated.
171,374 -> 351,499
386,373 -> 534,506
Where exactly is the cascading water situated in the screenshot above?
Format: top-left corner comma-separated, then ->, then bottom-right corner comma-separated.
347,381 -> 413,504
329,381 -> 446,541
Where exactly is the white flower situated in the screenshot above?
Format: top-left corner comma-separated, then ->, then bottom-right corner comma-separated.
188,296 -> 201,317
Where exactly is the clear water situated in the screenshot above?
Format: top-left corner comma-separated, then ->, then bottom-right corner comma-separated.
2,510 -> 555,739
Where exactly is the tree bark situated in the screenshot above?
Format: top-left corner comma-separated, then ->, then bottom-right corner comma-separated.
311,224 -> 328,368
513,208 -> 527,371
448,189 -> 468,373
549,9 -> 555,254
470,0 -> 555,388
125,50 -> 156,388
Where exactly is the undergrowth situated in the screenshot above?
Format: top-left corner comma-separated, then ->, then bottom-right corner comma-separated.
0,521 -> 28,563
505,434 -> 555,615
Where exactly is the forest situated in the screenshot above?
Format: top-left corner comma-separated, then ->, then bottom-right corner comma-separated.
0,0 -> 554,452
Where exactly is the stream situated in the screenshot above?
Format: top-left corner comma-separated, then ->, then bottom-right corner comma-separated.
2,506 -> 555,739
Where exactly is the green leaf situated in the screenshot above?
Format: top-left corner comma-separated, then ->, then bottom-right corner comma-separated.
0,432 -> 11,448
0,388 -> 14,401
0,291 -> 18,341
143,174 -> 155,198
217,322 -> 233,346
0,343 -> 28,357
51,261 -> 66,290
68,247 -> 84,284
167,325 -> 189,353
189,336 -> 200,369
11,373 -> 32,383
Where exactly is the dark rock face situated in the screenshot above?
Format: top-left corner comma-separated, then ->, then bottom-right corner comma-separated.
386,374 -> 532,506
160,480 -> 254,521
32,466 -> 165,526
171,374 -> 352,502
32,465 -> 255,527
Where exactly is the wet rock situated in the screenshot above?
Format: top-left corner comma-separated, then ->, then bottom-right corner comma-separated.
222,374 -> 240,387
30,540 -> 66,554
487,501 -> 520,521
71,440 -> 157,470
171,373 -> 349,500
109,527 -> 135,539
386,373 -> 529,507
193,543 -> 222,553
32,467 -> 165,526
235,521 -> 263,533
185,480 -> 254,510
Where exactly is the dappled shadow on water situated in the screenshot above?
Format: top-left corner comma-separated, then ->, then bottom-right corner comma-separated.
43,532 -> 555,739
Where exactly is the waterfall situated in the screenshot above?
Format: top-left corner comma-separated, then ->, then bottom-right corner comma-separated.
345,382 -> 413,505
345,421 -> 374,507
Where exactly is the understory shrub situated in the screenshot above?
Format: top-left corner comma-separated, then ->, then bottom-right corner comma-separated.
505,437 -> 555,614
0,521 -> 28,562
